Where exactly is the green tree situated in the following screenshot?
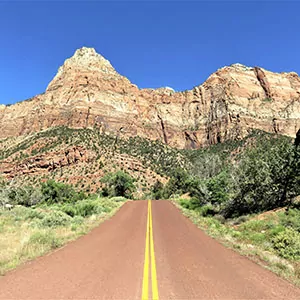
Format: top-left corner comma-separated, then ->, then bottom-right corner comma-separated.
101,171 -> 136,199
205,170 -> 230,205
151,180 -> 164,200
41,180 -> 86,204
163,168 -> 189,198
223,135 -> 300,217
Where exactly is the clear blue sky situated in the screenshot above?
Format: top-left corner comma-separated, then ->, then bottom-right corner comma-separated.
1,1 -> 300,104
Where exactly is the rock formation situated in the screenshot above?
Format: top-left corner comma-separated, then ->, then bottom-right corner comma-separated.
0,47 -> 299,149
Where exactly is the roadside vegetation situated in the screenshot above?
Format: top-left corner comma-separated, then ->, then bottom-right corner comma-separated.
152,131 -> 300,214
153,130 -> 300,285
100,170 -> 136,199
174,200 -> 300,285
0,178 -> 128,275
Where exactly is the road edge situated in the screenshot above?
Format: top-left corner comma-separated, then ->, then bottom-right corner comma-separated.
0,200 -> 127,277
171,199 -> 300,289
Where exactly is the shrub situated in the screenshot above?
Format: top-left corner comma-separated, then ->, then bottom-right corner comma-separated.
39,211 -> 72,227
179,197 -> 205,210
75,201 -> 98,217
11,206 -> 32,221
4,186 -> 44,207
163,168 -> 189,198
278,209 -> 300,233
205,171 -> 230,205
151,180 -> 164,200
272,228 -> 300,260
60,205 -> 77,217
71,216 -> 84,225
223,135 -> 300,217
100,171 -> 136,199
41,180 -> 86,204
26,208 -> 46,220
198,204 -> 217,217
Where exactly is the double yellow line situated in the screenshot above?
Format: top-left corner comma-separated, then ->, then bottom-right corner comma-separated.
142,200 -> 159,300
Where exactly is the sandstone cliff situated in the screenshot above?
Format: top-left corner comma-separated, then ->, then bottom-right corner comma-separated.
1,47 -> 299,149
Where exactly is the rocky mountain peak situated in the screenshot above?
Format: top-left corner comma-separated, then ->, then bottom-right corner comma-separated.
68,47 -> 113,70
74,47 -> 97,56
46,47 -> 121,92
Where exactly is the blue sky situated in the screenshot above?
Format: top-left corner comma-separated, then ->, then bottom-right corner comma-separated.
1,1 -> 299,104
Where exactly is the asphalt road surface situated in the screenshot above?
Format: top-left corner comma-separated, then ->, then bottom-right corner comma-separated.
0,200 -> 300,299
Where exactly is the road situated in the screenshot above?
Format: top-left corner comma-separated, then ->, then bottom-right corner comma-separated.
0,200 -> 300,299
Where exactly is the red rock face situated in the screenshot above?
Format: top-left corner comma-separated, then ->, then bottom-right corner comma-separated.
0,48 -> 299,149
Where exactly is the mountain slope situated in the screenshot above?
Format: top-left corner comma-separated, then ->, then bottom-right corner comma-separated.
0,126 -> 189,194
0,47 -> 299,149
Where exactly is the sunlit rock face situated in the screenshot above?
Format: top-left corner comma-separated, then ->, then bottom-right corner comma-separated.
0,48 -> 299,149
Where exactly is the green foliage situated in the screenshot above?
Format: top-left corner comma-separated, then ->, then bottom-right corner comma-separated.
38,210 -> 72,228
69,201 -> 99,217
205,170 -> 230,205
278,209 -> 300,233
173,131 -> 300,217
41,180 -> 86,204
5,186 -> 43,207
0,187 -> 125,275
101,171 -> 136,199
223,135 -> 300,217
179,198 -> 203,210
184,177 -> 204,200
162,168 -> 204,199
151,180 -> 164,200
197,204 -> 217,217
272,228 -> 300,260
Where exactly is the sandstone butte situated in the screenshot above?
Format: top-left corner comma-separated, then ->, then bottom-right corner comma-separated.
1,47 -> 299,149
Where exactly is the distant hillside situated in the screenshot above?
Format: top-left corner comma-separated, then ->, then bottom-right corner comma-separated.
0,126 -> 189,195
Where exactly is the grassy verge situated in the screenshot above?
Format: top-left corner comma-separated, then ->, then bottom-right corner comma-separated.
173,198 -> 300,287
0,196 -> 126,275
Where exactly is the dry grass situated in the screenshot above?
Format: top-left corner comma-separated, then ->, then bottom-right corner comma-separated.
0,199 -> 124,275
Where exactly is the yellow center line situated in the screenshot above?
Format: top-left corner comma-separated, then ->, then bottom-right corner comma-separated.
142,201 -> 150,300
142,200 -> 159,300
149,200 -> 159,300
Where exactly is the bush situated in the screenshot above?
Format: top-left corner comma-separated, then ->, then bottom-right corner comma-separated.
272,228 -> 300,260
26,208 -> 46,220
205,171 -> 230,205
4,186 -> 44,207
198,204 -> 217,217
278,209 -> 300,233
10,206 -> 45,222
75,201 -> 98,217
223,135 -> 300,217
151,181 -> 164,200
11,206 -> 32,221
60,205 -> 77,217
179,197 -> 204,210
39,211 -> 72,227
41,180 -> 86,204
100,171 -> 136,199
163,168 -> 189,198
